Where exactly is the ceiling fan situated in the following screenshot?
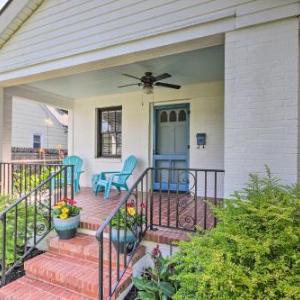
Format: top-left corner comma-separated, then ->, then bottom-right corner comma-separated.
118,72 -> 181,94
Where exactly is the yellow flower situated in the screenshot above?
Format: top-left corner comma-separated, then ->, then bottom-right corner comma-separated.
127,207 -> 136,216
53,205 -> 60,209
60,213 -> 68,220
57,201 -> 66,207
61,207 -> 69,214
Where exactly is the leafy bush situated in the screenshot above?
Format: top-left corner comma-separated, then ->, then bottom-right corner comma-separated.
173,170 -> 300,299
13,166 -> 53,194
0,196 -> 49,266
133,245 -> 177,299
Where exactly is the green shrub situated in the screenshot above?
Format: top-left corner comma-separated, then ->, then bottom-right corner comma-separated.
173,170 -> 300,299
0,196 -> 49,266
13,166 -> 53,194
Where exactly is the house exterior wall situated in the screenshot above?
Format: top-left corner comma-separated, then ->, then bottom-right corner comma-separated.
73,81 -> 224,192
224,18 -> 300,196
0,1 -> 298,85
11,96 -> 68,150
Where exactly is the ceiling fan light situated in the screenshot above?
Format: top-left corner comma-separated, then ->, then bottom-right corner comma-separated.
143,85 -> 153,94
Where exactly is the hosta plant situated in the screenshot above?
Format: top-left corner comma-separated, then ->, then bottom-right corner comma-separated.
133,245 -> 177,300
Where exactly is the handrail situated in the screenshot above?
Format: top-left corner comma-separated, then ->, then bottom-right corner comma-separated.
0,168 -> 65,219
95,167 -> 150,241
0,164 -> 74,286
96,167 -> 225,300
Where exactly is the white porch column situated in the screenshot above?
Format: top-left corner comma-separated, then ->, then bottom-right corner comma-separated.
67,109 -> 74,156
224,18 -> 300,196
0,88 -> 12,162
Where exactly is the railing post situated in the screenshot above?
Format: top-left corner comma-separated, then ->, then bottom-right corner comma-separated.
150,169 -> 154,230
98,231 -> 104,300
64,166 -> 68,199
1,213 -> 6,287
71,165 -> 74,199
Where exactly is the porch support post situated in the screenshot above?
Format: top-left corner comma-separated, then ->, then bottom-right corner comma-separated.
0,88 -> 12,162
224,18 -> 300,197
67,109 -> 74,156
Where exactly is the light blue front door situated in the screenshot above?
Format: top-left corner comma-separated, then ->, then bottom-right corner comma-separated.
153,104 -> 189,191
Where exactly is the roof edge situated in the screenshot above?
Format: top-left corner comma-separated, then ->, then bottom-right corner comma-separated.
0,0 -> 44,49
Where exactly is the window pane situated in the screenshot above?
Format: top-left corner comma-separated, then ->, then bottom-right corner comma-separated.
116,110 -> 122,132
101,111 -> 109,132
160,111 -> 167,123
33,135 -> 41,149
108,111 -> 116,132
98,107 -> 122,157
169,111 -> 177,122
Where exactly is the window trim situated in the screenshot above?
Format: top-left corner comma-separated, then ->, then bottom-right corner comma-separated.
96,106 -> 122,158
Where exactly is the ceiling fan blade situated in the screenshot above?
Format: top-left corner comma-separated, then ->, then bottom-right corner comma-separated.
154,73 -> 171,81
155,82 -> 181,89
118,83 -> 140,88
122,73 -> 141,80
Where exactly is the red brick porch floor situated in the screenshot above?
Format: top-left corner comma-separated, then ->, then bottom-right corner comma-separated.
75,187 -> 124,231
76,187 -> 216,243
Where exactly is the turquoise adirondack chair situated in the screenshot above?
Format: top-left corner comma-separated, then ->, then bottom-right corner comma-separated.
92,155 -> 137,199
63,155 -> 84,193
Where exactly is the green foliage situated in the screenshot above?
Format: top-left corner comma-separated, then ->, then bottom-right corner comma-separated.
133,245 -> 177,300
173,170 -> 300,300
13,167 -> 53,194
0,196 -> 49,267
110,202 -> 145,229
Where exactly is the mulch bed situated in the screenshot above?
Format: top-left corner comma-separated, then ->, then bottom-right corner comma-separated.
0,248 -> 44,286
124,286 -> 138,300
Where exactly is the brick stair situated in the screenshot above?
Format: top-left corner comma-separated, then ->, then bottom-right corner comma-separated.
0,234 -> 146,300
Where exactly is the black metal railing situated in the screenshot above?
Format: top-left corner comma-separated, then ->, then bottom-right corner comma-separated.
96,167 -> 224,300
0,164 -> 74,286
0,162 -> 63,197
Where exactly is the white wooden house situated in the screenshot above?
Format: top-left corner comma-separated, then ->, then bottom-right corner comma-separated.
11,96 -> 68,160
0,0 -> 299,197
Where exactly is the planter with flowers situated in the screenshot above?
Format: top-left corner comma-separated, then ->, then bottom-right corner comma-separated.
53,198 -> 81,240
110,201 -> 146,254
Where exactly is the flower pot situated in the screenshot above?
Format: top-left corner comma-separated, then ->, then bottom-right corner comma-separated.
53,214 -> 80,240
110,227 -> 137,254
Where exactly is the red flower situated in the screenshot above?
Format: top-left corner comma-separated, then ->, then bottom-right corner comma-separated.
140,202 -> 146,209
151,244 -> 161,258
126,200 -> 135,208
62,197 -> 77,206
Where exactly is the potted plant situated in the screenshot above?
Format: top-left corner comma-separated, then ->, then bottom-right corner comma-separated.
110,201 -> 146,253
53,198 -> 81,240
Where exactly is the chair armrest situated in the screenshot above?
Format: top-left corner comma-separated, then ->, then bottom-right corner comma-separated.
110,172 -> 132,180
101,171 -> 120,175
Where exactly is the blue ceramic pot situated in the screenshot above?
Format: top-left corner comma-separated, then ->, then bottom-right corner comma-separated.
53,214 -> 80,240
111,227 -> 137,254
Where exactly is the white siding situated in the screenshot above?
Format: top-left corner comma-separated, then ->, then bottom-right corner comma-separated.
73,81 -> 224,196
224,18 -> 299,196
11,96 -> 68,149
0,0 -> 298,75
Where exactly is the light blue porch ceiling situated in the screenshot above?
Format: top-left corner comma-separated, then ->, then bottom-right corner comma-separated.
29,45 -> 224,99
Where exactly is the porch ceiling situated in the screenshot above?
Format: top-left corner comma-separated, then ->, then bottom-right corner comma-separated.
27,45 -> 224,99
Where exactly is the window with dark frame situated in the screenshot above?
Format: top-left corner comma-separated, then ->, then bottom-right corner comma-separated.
33,134 -> 41,149
97,107 -> 122,158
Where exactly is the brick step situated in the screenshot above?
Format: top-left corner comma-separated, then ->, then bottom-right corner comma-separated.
25,252 -> 132,299
49,234 -> 146,266
0,276 -> 90,300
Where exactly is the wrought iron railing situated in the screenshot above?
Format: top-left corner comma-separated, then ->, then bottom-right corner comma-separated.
0,162 -> 63,197
0,164 -> 74,286
96,167 -> 224,300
